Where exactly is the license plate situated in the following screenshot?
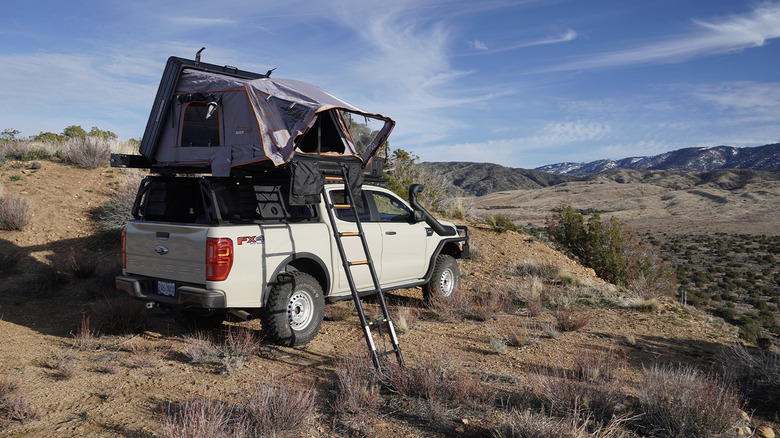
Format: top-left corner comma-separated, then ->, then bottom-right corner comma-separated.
157,281 -> 176,297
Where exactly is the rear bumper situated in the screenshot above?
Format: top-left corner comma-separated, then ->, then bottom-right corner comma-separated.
116,275 -> 226,310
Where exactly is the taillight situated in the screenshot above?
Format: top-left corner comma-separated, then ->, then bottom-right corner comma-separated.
206,238 -> 233,281
121,230 -> 127,269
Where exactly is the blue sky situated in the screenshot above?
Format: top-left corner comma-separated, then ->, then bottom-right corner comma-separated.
1,0 -> 778,168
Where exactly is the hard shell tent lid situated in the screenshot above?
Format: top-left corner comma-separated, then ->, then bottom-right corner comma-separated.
141,56 -> 395,177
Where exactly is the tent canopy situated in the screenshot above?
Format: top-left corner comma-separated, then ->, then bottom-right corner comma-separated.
141,57 -> 394,177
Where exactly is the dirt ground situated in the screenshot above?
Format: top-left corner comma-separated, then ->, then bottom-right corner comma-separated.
0,160 -> 769,436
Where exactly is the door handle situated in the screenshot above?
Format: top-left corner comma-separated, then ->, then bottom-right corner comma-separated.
385,231 -> 397,235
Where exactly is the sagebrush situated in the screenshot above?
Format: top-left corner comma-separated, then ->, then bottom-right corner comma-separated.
0,195 -> 31,231
637,364 -> 742,437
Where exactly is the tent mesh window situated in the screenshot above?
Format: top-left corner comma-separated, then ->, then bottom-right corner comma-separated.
181,101 -> 220,147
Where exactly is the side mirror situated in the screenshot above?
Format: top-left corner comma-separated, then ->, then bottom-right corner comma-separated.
412,210 -> 425,223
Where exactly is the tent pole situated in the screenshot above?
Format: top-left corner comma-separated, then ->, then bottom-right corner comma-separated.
317,118 -> 322,156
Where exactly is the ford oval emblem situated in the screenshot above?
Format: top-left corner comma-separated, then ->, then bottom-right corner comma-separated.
155,246 -> 169,255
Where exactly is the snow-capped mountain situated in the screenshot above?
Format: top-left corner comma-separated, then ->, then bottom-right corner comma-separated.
535,144 -> 780,174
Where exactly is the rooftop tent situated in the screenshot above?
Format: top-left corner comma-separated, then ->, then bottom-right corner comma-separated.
139,57 -> 395,177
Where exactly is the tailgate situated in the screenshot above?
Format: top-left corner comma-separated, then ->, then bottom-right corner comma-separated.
125,221 -> 209,283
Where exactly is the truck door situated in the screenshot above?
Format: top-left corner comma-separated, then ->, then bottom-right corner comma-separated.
366,189 -> 427,283
329,190 -> 383,293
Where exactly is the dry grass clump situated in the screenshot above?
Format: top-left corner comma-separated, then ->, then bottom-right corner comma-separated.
239,378 -> 317,436
61,137 -> 112,168
125,337 -> 168,369
554,309 -> 591,332
623,297 -> 661,313
511,260 -> 561,280
0,195 -> 31,230
381,353 -> 489,422
332,349 -> 382,417
330,348 -> 383,436
493,317 -> 530,348
159,397 -> 237,438
96,171 -> 143,233
484,214 -> 521,233
159,379 -> 317,438
184,327 -> 261,372
493,409 -> 581,438
184,332 -> 222,365
531,347 -> 627,423
89,294 -> 150,335
72,314 -> 97,350
637,364 -> 742,437
221,327 -> 261,371
717,343 -> 780,415
0,376 -> 40,430
66,248 -> 97,279
324,302 -> 353,321
527,299 -> 543,317
47,351 -> 77,380
445,198 -> 474,221
428,281 -> 514,322
572,346 -> 626,383
492,408 -> 633,438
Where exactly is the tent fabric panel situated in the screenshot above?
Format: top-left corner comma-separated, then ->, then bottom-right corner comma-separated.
176,70 -> 250,94
146,66 -> 395,175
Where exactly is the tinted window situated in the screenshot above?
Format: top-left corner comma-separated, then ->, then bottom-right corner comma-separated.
370,191 -> 411,222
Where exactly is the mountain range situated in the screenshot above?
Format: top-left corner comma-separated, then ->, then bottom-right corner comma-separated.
423,143 -> 780,196
535,143 -> 780,174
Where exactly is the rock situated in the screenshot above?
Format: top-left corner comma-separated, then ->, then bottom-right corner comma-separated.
757,426 -> 775,438
736,426 -> 752,436
738,410 -> 750,423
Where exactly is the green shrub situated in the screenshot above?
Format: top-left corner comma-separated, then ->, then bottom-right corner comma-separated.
545,204 -> 676,298
383,148 -> 461,213
484,214 -> 521,233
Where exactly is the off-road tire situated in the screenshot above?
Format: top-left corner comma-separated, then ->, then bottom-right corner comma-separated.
422,254 -> 460,305
261,272 -> 324,347
174,310 -> 225,331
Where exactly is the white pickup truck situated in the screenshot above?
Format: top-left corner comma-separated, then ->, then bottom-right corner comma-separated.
116,172 -> 469,346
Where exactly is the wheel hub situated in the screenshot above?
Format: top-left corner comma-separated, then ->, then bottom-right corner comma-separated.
439,269 -> 454,297
287,292 -> 314,331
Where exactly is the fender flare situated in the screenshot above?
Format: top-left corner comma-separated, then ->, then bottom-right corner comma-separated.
262,252 -> 330,306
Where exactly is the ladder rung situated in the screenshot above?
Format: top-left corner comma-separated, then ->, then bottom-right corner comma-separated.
377,349 -> 400,358
325,176 -> 343,181
340,232 -> 360,237
349,260 -> 368,266
333,204 -> 351,209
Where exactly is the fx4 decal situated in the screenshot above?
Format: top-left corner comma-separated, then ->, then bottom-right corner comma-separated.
237,235 -> 264,245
